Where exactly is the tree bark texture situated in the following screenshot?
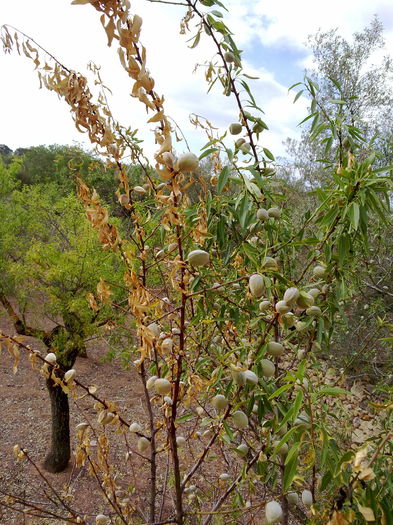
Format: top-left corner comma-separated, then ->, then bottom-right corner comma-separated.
43,376 -> 71,473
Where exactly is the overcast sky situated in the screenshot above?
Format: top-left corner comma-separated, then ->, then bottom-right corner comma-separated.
1,0 -> 392,161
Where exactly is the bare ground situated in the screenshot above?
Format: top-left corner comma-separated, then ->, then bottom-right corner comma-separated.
0,306 -> 148,525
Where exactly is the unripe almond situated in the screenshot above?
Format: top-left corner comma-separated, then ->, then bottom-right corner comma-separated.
76,422 -> 89,432
137,436 -> 150,453
265,501 -> 283,523
167,242 -> 178,253
154,378 -> 171,396
224,51 -> 235,62
263,257 -> 278,270
231,368 -> 246,386
212,394 -> 228,411
96,515 -> 109,525
219,473 -> 231,481
283,312 -> 296,327
232,410 -> 248,429
45,353 -> 57,365
236,443 -> 249,456
161,151 -> 175,168
235,138 -> 246,148
176,436 -> 186,447
129,422 -> 142,433
256,208 -> 269,221
64,369 -> 76,383
146,376 -> 157,389
196,406 -> 204,416
273,440 -> 288,456
275,300 -> 290,314
283,287 -> 299,305
176,152 -> 199,172
261,359 -> 275,377
297,291 -> 314,308
306,306 -> 322,317
133,185 -> 147,194
301,489 -> 313,506
287,492 -> 299,506
309,288 -> 320,298
267,341 -> 285,357
313,265 -> 326,278
164,396 -> 173,405
119,193 -> 129,206
161,337 -> 173,352
244,370 -> 259,385
240,143 -> 251,154
259,300 -> 271,312
98,411 -> 115,425
147,322 -> 160,337
267,207 -> 281,219
212,282 -> 225,294
249,273 -> 264,298
187,249 -> 210,266
229,123 -> 242,135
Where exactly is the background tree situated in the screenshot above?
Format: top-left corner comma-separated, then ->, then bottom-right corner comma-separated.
0,175 -> 125,472
285,16 -> 393,187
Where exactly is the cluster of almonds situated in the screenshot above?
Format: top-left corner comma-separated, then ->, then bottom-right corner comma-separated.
265,490 -> 313,523
249,270 -> 326,321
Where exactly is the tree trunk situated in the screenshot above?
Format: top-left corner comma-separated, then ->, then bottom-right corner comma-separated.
43,376 -> 71,473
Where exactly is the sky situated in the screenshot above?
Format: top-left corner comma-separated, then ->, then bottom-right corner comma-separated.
1,0 -> 392,161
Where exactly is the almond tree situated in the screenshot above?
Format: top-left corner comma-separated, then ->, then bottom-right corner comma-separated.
0,184 -> 124,472
1,1 -> 392,523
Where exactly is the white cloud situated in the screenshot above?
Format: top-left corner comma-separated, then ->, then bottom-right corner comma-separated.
0,0 -> 391,162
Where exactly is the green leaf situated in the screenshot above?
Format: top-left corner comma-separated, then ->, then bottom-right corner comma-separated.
189,30 -> 201,49
199,147 -> 218,161
242,242 -> 259,267
210,9 -> 223,17
292,390 -> 303,422
317,387 -> 350,396
288,81 -> 302,91
293,90 -> 304,103
238,193 -> 250,228
176,413 -> 195,423
283,444 -> 299,490
328,98 -> 347,104
263,148 -> 275,161
223,421 -> 234,441
217,166 -> 230,193
269,383 -> 293,399
298,111 -> 318,127
348,201 -> 360,230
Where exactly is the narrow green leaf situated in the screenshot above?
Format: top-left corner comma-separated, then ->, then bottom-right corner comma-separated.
283,444 -> 299,490
293,89 -> 304,103
317,387 -> 350,396
292,390 -> 303,422
263,148 -> 275,161
199,147 -> 218,161
176,413 -> 195,423
348,202 -> 360,230
217,165 -> 230,193
288,81 -> 302,92
298,111 -> 318,127
269,383 -> 293,399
